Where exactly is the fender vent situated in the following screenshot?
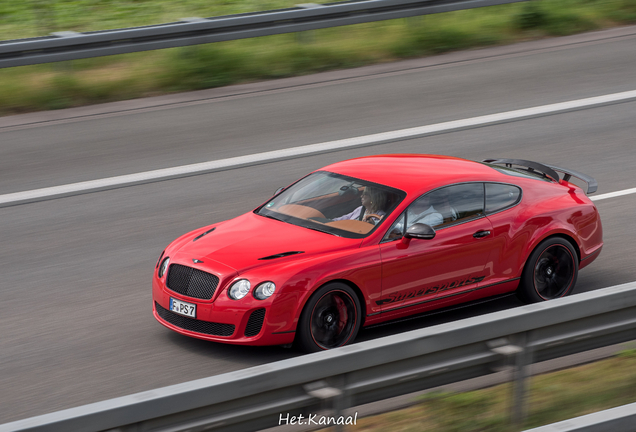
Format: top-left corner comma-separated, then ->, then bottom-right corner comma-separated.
258,251 -> 304,260
193,227 -> 216,242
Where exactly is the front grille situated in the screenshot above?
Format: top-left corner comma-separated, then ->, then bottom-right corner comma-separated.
244,308 -> 266,337
167,264 -> 219,300
155,302 -> 235,337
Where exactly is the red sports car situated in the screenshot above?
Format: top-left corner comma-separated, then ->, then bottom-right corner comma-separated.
152,155 -> 602,352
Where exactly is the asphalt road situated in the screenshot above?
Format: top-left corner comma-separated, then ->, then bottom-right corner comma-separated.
1,26 -> 636,424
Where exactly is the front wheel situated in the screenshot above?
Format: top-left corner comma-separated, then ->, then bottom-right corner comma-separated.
517,237 -> 579,303
296,283 -> 362,353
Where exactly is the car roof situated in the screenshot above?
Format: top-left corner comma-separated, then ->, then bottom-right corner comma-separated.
321,154 -> 503,195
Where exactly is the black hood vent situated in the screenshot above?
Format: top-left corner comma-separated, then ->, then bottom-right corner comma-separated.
258,251 -> 304,260
193,227 -> 216,242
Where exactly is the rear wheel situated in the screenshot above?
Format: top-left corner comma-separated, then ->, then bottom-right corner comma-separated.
296,283 -> 361,352
518,237 -> 579,303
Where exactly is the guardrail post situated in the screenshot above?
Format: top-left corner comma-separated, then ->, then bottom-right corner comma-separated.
50,31 -> 81,72
488,334 -> 531,430
304,378 -> 347,431
512,331 -> 531,428
296,4 -> 322,43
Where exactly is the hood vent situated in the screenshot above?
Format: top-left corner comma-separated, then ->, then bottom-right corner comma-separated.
258,251 -> 304,260
193,227 -> 216,242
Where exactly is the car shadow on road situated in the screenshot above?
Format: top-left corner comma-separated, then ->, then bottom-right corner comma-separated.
162,330 -> 301,363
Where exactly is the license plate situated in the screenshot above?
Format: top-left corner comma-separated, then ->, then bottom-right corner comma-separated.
170,298 -> 196,318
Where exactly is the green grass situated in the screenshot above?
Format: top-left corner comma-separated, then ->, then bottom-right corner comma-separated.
344,349 -> 636,431
1,0 -> 636,115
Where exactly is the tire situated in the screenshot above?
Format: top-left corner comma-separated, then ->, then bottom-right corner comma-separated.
296,283 -> 362,353
517,237 -> 579,303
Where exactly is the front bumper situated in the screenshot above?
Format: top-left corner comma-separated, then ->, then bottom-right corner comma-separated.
152,277 -> 297,346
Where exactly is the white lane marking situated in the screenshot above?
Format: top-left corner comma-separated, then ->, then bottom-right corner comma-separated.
590,188 -> 636,201
2,89 -> 636,207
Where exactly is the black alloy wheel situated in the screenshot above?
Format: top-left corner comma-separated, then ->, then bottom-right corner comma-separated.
518,237 -> 578,303
296,283 -> 362,352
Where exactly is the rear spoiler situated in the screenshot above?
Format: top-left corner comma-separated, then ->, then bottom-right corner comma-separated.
482,159 -> 597,195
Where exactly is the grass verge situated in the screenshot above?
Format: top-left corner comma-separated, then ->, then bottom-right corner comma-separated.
341,349 -> 636,431
1,0 -> 636,115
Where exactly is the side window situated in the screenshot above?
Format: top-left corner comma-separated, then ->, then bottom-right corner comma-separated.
382,183 -> 485,241
485,183 -> 521,213
405,193 -> 445,230
443,183 -> 484,225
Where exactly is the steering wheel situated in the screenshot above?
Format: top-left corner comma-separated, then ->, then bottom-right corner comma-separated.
362,213 -> 383,224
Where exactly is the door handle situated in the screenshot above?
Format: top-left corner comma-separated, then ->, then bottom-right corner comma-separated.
473,230 -> 491,238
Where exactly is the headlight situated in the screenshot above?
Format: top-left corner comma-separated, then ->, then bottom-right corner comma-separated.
254,282 -> 276,300
158,257 -> 170,278
228,279 -> 251,300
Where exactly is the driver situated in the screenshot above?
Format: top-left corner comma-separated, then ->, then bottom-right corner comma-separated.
333,186 -> 387,225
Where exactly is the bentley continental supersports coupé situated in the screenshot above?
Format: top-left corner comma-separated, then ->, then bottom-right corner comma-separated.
152,155 -> 602,352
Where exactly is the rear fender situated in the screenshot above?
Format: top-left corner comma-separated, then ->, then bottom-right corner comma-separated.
517,219 -> 581,277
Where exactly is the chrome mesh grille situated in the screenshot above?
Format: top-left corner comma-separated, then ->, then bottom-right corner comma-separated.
155,302 -> 235,336
166,264 -> 219,300
244,308 -> 266,337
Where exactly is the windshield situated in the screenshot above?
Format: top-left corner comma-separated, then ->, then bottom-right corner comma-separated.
256,171 -> 405,239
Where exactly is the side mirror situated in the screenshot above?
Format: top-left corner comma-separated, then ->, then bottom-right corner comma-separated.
273,187 -> 285,196
405,223 -> 436,240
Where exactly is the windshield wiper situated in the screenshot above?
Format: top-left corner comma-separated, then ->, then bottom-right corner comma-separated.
257,212 -> 284,222
258,212 -> 339,236
302,224 -> 340,237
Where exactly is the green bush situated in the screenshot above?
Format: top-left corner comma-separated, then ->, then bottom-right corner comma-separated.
261,44 -> 362,77
602,0 -> 636,22
391,24 -> 502,59
543,9 -> 599,35
515,2 -> 548,29
391,27 -> 472,57
159,45 -> 248,90
513,0 -> 599,35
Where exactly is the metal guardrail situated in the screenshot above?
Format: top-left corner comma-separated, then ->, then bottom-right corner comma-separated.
2,281 -> 636,432
0,0 -> 527,68
524,402 -> 636,432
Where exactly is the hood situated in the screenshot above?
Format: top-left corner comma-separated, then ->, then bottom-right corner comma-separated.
171,212 -> 361,273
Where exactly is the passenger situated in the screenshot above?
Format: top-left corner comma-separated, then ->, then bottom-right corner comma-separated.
407,194 -> 443,228
431,192 -> 458,224
333,186 -> 387,225
386,194 -> 443,239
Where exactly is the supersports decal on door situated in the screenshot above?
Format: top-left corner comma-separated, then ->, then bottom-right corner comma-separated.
375,275 -> 486,306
